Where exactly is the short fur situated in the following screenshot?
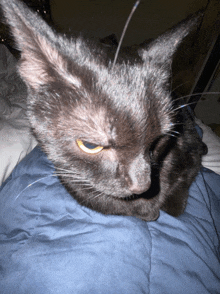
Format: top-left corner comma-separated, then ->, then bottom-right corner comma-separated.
1,0 -> 207,221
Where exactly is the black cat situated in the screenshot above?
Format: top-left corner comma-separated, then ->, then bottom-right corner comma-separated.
1,0 -> 207,221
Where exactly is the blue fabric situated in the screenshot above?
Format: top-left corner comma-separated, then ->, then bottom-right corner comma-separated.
0,146 -> 219,294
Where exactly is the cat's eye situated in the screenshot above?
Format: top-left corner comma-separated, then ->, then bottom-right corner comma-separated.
76,139 -> 104,154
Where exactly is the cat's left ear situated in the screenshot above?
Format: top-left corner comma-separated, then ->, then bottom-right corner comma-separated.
0,0 -> 81,90
139,13 -> 202,65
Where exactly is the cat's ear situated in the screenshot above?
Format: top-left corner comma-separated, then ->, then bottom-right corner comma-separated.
0,0 -> 81,90
139,13 -> 202,65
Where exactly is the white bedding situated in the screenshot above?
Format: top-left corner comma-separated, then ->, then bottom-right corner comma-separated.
196,118 -> 220,175
0,45 -> 37,185
0,44 -> 219,186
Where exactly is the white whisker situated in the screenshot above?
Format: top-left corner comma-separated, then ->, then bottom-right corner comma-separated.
84,189 -> 103,202
171,81 -> 190,93
15,175 -> 54,200
171,101 -> 196,112
174,91 -> 220,101
53,173 -> 88,180
170,130 -> 180,135
171,122 -> 184,126
79,186 -> 94,191
55,167 -> 81,175
166,132 -> 178,138
167,134 -> 177,138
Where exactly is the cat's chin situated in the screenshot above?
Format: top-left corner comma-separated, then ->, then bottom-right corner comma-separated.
113,196 -> 161,221
139,211 -> 160,222
72,186 -> 161,221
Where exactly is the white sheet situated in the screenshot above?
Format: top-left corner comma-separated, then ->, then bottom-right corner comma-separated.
0,45 -> 37,185
196,118 -> 220,175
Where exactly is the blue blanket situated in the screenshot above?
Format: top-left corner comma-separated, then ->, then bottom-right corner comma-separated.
0,146 -> 220,293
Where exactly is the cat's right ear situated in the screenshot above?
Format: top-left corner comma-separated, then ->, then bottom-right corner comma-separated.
139,13 -> 202,65
0,0 -> 82,90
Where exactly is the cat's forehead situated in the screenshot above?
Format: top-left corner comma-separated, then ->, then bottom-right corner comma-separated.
94,64 -> 146,112
94,61 -> 166,107
92,64 -> 172,130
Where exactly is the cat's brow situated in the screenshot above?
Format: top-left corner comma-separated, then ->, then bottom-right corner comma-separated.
62,104 -> 116,145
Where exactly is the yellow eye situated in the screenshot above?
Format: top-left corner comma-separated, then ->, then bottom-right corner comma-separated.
76,139 -> 104,154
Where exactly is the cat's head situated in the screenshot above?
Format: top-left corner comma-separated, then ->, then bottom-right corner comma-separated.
1,0 -> 200,220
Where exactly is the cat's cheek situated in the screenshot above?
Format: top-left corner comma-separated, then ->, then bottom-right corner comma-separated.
73,144 -> 118,169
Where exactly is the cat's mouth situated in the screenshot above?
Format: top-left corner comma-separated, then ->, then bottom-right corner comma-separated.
118,189 -> 159,201
120,194 -> 143,201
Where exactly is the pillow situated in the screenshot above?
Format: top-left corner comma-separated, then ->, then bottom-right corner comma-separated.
196,119 -> 220,175
0,44 -> 37,185
0,146 -> 219,293
0,104 -> 37,185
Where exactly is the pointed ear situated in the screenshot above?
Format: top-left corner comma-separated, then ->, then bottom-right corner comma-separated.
0,0 -> 81,90
139,13 -> 202,64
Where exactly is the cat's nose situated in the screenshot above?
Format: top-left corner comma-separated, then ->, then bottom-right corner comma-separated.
126,153 -> 151,195
129,181 -> 150,195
